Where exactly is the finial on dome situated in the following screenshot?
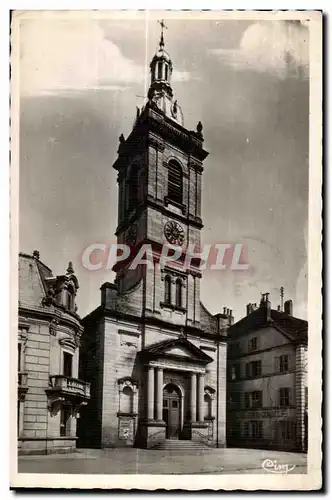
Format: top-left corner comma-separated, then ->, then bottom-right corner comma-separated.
67,261 -> 74,274
158,19 -> 167,48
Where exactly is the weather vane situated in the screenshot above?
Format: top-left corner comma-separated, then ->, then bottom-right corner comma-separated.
158,19 -> 168,47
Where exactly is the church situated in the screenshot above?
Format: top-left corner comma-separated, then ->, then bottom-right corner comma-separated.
78,25 -> 232,450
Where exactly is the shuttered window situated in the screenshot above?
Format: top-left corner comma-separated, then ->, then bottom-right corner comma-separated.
279,387 -> 290,407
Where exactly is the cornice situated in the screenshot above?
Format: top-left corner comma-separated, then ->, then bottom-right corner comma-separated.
18,303 -> 83,334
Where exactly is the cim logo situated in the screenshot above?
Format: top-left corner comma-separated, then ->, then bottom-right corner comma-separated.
262,459 -> 296,474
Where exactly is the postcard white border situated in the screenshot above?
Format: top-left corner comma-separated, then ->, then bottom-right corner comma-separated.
9,8 -> 322,491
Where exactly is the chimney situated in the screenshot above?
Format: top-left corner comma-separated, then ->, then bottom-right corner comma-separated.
284,299 -> 293,316
260,292 -> 271,322
246,303 -> 253,315
217,306 -> 234,329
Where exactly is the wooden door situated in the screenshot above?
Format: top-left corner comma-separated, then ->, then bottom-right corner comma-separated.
163,384 -> 180,439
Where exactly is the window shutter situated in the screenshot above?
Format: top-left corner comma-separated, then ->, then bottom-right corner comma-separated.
274,356 -> 280,373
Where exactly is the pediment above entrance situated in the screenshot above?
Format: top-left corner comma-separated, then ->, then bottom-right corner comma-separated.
139,336 -> 213,365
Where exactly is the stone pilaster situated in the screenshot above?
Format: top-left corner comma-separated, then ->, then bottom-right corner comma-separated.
190,372 -> 197,422
147,366 -> 155,420
197,373 -> 204,422
156,367 -> 163,421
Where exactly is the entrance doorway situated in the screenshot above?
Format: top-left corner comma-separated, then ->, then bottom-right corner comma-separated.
162,384 -> 181,439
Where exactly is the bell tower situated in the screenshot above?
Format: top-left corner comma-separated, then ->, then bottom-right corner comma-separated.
112,21 -> 209,327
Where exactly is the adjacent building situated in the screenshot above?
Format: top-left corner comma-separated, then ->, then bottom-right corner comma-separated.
226,293 -> 308,452
18,251 -> 90,455
78,30 -> 230,450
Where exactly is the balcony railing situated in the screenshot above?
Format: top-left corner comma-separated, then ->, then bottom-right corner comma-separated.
49,375 -> 91,400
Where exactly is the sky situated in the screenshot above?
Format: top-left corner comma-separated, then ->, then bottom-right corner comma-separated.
18,12 -> 309,321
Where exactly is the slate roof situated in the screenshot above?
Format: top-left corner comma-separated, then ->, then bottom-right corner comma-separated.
228,306 -> 308,344
200,301 -> 218,335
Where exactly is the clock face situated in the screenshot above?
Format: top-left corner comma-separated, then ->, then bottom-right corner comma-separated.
164,220 -> 185,245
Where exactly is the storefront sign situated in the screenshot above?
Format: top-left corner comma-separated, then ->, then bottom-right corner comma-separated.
245,409 -> 290,419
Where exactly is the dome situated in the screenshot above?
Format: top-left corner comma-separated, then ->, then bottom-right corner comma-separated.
150,47 -> 172,67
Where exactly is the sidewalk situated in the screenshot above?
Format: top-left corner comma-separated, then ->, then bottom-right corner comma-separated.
18,447 -> 307,475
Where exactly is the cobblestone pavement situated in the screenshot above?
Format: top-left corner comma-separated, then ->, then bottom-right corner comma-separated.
18,448 -> 307,475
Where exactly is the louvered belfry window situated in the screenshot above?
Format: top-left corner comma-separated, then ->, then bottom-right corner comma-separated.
164,275 -> 171,304
168,160 -> 183,204
175,278 -> 182,307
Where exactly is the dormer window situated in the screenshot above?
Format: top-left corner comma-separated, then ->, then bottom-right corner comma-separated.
168,160 -> 183,205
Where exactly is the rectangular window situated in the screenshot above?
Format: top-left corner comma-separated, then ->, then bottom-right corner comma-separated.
248,337 -> 258,352
230,364 -> 240,380
252,391 -> 262,408
63,352 -> 73,378
251,420 -> 263,439
279,387 -> 290,407
280,420 -> 295,440
229,391 -> 240,408
229,342 -> 241,357
60,407 -> 71,437
246,360 -> 262,378
279,354 -> 289,373
245,391 -> 262,408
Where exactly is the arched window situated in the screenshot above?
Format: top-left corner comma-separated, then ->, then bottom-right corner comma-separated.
165,64 -> 168,81
164,275 -> 171,304
168,160 -> 183,205
121,386 -> 133,414
158,61 -> 163,79
175,278 -> 182,308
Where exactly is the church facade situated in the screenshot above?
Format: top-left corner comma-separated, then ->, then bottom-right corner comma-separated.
78,30 -> 231,449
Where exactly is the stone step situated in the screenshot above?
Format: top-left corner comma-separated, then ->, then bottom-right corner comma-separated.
152,440 -> 212,450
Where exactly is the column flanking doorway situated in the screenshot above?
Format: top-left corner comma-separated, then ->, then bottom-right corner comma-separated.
163,384 -> 181,439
